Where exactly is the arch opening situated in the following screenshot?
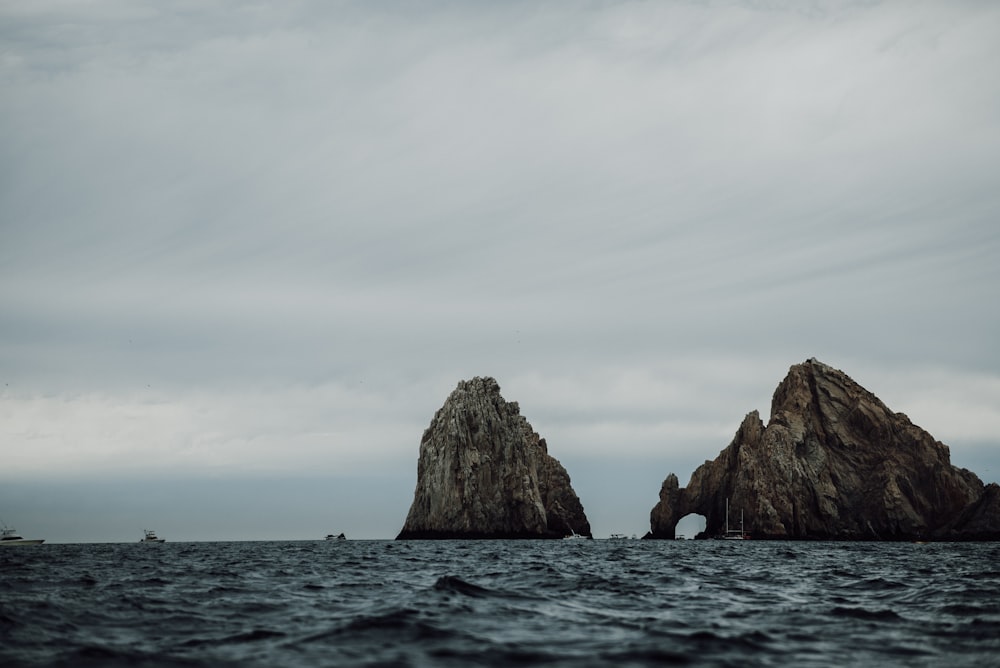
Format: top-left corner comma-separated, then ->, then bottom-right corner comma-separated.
674,513 -> 707,540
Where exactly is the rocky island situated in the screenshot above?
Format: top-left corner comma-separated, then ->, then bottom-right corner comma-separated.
648,358 -> 1000,540
397,376 -> 592,539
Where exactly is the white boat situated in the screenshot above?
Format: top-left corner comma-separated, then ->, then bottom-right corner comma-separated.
723,498 -> 749,540
563,531 -> 588,540
0,525 -> 44,546
325,533 -> 346,541
609,533 -> 629,540
140,529 -> 165,543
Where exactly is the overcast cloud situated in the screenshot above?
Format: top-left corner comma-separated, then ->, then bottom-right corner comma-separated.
2,1 -> 999,541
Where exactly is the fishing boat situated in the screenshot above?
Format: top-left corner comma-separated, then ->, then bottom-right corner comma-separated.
325,533 -> 346,541
140,529 -> 165,543
0,525 -> 44,546
723,498 -> 749,540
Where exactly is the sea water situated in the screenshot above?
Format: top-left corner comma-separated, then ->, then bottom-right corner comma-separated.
2,540 -> 998,667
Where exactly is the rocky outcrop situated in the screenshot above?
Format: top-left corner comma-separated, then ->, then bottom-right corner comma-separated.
938,483 -> 1000,541
649,358 -> 999,540
397,377 -> 591,539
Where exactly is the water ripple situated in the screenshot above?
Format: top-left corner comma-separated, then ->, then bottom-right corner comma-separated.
2,540 -> 999,666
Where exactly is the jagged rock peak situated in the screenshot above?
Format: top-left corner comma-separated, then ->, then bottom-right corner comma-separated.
770,358 -> 891,423
397,376 -> 591,539
649,358 -> 996,541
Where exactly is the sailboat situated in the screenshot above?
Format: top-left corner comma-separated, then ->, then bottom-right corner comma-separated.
723,498 -> 749,540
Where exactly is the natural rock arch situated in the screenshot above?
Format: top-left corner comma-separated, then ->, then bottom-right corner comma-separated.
647,359 -> 994,540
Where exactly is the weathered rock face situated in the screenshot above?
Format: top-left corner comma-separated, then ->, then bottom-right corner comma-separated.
397,377 -> 592,539
938,483 -> 1000,540
649,358 -> 998,540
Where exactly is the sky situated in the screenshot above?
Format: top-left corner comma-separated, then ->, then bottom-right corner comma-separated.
2,0 -> 999,542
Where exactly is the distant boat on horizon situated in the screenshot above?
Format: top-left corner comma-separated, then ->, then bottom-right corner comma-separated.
140,529 -> 165,544
0,524 -> 44,546
325,533 -> 346,541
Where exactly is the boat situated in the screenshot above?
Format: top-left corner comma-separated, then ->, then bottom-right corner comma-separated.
0,525 -> 44,546
140,529 -> 165,543
563,531 -> 588,540
609,533 -> 629,540
325,533 -> 346,541
723,498 -> 749,540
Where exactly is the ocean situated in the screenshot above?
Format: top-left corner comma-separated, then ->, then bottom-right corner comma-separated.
2,540 -> 998,667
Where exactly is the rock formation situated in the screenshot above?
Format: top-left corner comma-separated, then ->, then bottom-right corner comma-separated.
648,358 -> 999,540
938,483 -> 1000,541
397,377 -> 592,539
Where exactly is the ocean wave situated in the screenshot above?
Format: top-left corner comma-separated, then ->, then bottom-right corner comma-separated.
3,541 -> 999,667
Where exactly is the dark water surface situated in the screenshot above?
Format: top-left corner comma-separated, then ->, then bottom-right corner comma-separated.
2,540 -> 998,667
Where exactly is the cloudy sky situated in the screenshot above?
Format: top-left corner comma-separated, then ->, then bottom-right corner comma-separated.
2,1 -> 998,542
